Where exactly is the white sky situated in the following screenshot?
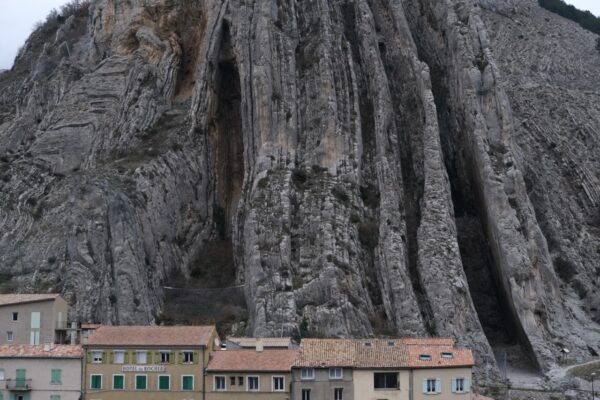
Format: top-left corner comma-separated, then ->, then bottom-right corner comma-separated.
1,0 -> 600,70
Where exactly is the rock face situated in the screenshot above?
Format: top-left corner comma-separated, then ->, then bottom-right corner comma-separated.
0,0 -> 599,383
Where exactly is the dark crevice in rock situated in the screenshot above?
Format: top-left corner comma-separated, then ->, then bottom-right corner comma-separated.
425,52 -> 540,372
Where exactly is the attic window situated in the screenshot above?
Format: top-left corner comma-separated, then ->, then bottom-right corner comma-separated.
441,352 -> 454,359
364,342 -> 372,347
419,354 -> 432,361
388,341 -> 395,347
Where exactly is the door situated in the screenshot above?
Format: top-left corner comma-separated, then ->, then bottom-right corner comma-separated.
30,312 -> 40,345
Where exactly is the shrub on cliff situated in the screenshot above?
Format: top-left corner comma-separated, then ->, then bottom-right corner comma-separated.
538,0 -> 600,35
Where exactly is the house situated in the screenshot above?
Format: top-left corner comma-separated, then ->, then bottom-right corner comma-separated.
0,294 -> 72,345
82,325 -> 219,400
0,344 -> 83,400
292,338 -> 474,400
206,347 -> 298,399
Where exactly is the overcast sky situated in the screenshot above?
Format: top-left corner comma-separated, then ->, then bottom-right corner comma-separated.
1,0 -> 600,70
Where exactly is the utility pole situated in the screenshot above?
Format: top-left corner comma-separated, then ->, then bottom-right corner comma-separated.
591,372 -> 596,400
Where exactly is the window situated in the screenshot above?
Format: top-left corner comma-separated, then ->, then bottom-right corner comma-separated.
182,375 -> 194,391
50,396 -> 60,400
300,368 -> 315,380
452,378 -> 470,393
112,375 -> 124,390
441,352 -> 453,359
419,354 -> 432,361
158,375 -> 170,390
136,351 -> 147,364
113,351 -> 125,364
90,374 -> 102,389
12,312 -> 18,321
302,389 -> 311,400
230,376 -> 236,386
329,368 -> 343,379
6,331 -> 13,342
160,351 -> 170,364
215,376 -> 226,391
238,376 -> 244,386
183,351 -> 194,363
0,368 -> 4,380
374,372 -> 399,390
423,378 -> 440,394
248,376 -> 259,391
51,369 -> 61,384
334,388 -> 343,400
135,375 -> 147,390
272,376 -> 284,391
92,351 -> 103,363
15,369 -> 26,389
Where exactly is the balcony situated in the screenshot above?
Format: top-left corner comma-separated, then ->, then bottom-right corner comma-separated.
55,321 -> 73,330
6,379 -> 32,391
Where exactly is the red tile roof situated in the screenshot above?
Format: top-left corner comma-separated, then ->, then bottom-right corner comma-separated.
0,294 -> 61,306
86,325 -> 216,347
296,338 -> 473,369
81,324 -> 102,330
207,349 -> 299,372
0,345 -> 83,358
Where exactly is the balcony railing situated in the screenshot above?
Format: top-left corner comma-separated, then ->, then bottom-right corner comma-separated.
5,379 -> 32,391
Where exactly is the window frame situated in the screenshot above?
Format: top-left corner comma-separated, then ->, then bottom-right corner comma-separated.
158,374 -> 171,391
136,351 -> 148,364
112,374 -> 125,390
329,367 -> 343,380
238,376 -> 244,386
373,372 -> 400,390
425,378 -> 439,394
91,350 -> 103,364
182,351 -> 194,364
182,375 -> 194,391
272,375 -> 285,392
50,395 -> 60,400
301,388 -> 311,400
90,374 -> 102,390
334,387 -> 343,400
160,351 -> 171,364
11,312 -> 18,321
247,375 -> 260,391
113,350 -> 125,364
230,376 -> 236,386
6,331 -> 13,342
300,368 -> 315,380
135,374 -> 148,390
214,375 -> 226,391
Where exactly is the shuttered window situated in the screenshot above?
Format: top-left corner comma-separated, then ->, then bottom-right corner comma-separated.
90,375 -> 102,389
113,375 -> 124,390
159,375 -> 170,390
136,375 -> 147,390
182,375 -> 194,390
50,369 -> 61,384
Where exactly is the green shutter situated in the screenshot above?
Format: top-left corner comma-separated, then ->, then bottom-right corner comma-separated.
124,351 -> 130,364
91,375 -> 102,389
102,351 -> 108,363
50,396 -> 61,400
86,351 -> 92,363
193,352 -> 199,364
113,375 -> 124,390
182,376 -> 193,390
179,352 -> 184,364
171,351 -> 176,364
159,375 -> 170,390
109,351 -> 114,364
136,375 -> 147,390
51,369 -> 61,384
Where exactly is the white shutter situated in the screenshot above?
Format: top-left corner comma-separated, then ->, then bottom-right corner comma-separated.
451,378 -> 457,393
435,378 -> 442,393
422,379 -> 428,393
464,378 -> 471,392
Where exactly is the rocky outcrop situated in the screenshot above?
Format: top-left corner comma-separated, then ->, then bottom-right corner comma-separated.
0,0 -> 598,384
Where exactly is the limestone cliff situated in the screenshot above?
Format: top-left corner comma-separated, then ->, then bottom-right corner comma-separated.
0,0 -> 598,384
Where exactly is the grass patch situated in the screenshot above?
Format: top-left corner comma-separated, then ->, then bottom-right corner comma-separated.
567,361 -> 600,380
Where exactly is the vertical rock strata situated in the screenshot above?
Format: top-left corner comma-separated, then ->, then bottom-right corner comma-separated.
0,0 -> 598,383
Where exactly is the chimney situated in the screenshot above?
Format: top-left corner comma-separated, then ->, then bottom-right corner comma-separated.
70,322 -> 77,345
256,340 -> 264,352
44,343 -> 53,352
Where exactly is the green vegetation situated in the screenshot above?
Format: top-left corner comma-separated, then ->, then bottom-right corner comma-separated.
538,0 -> 600,35
567,361 -> 600,380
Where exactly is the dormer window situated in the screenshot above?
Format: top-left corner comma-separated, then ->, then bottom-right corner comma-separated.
441,352 -> 454,359
419,354 -> 432,361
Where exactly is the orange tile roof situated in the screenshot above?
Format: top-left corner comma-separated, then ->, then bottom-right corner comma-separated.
0,294 -> 60,306
86,325 -> 216,347
0,345 -> 83,358
207,349 -> 299,372
295,338 -> 473,369
407,344 -> 474,368
81,324 -> 102,329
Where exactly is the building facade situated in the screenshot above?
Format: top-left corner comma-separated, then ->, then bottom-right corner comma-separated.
293,338 -> 474,400
0,344 -> 83,400
206,348 -> 298,400
0,295 -> 71,345
83,325 -> 218,400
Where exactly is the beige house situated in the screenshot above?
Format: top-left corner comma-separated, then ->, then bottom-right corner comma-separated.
0,294 -> 71,345
206,348 -> 298,400
293,338 -> 474,400
83,325 -> 219,400
0,344 -> 83,400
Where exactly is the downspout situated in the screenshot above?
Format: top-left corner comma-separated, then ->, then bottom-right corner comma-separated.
409,369 -> 413,400
202,347 -> 206,400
